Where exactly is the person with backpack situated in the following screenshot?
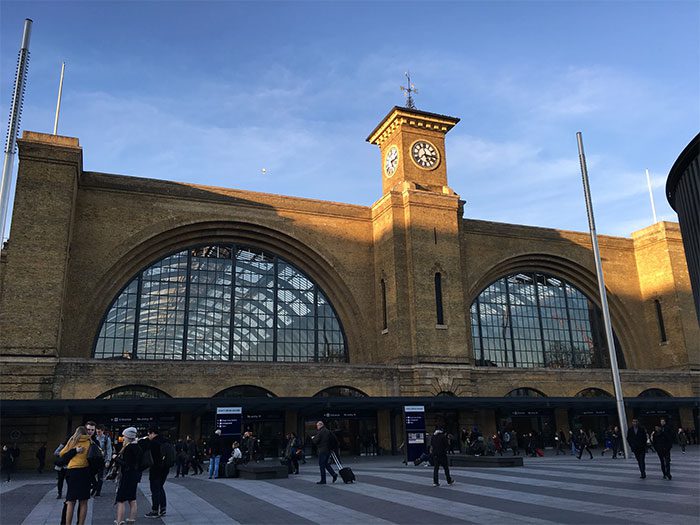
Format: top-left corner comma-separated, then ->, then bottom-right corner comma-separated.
92,425 -> 113,497
284,432 -> 302,475
143,427 -> 170,519
311,421 -> 337,484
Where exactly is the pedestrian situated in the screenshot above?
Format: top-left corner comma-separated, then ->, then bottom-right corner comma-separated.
114,427 -> 143,525
510,430 -> 519,456
186,436 -> 202,475
93,424 -> 113,497
677,428 -> 687,454
208,429 -> 223,479
651,418 -> 673,480
555,430 -> 566,455
53,439 -> 70,498
84,421 -> 100,496
611,426 -> 622,459
143,426 -> 170,519
311,421 -> 338,484
626,418 -> 647,478
1,444 -> 14,482
429,426 -> 455,487
493,433 -> 503,456
569,430 -> 576,455
285,431 -> 302,475
601,427 -> 612,456
174,438 -> 187,478
59,426 -> 92,525
576,429 -> 593,460
36,442 -> 47,474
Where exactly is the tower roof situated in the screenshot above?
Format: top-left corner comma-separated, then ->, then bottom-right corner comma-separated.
366,106 -> 460,146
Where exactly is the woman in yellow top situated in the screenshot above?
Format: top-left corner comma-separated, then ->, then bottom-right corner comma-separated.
60,426 -> 92,525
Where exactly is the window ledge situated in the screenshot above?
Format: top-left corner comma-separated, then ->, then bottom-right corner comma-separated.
381,328 -> 389,335
436,324 -> 448,330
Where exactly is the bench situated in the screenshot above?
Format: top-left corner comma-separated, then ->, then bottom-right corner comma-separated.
236,461 -> 289,479
449,455 -> 523,468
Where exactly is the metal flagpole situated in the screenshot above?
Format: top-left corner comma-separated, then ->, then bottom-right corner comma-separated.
53,62 -> 66,135
0,18 -> 32,250
576,132 -> 631,460
645,169 -> 658,223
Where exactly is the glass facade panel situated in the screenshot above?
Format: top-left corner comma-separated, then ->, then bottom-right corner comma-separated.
472,271 -> 625,369
94,244 -> 347,362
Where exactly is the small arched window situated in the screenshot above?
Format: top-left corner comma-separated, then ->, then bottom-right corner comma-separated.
96,385 -> 171,400
314,386 -> 368,398
213,385 -> 277,398
638,388 -> 672,398
505,388 -> 547,398
575,388 -> 613,398
435,273 -> 444,325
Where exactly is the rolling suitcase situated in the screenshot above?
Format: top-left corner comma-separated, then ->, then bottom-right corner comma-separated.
331,451 -> 356,483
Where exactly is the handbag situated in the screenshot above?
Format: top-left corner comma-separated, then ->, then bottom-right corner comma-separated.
105,461 -> 119,481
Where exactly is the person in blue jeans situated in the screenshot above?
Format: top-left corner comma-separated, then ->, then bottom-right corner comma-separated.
208,429 -> 223,479
311,421 -> 337,484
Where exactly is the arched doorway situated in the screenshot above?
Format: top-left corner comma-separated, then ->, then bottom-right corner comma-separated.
499,388 -> 554,448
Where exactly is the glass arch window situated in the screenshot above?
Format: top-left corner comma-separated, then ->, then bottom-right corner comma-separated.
471,272 -> 626,369
94,244 -> 347,362
97,385 -> 171,400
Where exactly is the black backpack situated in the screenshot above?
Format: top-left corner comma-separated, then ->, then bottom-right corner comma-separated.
160,442 -> 176,468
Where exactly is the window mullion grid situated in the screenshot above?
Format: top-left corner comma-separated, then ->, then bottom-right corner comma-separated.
182,250 -> 192,361
562,280 -> 577,368
272,257 -> 279,362
132,273 -> 143,359
228,244 -> 236,361
533,276 -> 547,367
475,297 -> 484,365
313,286 -> 319,362
503,278 -> 517,367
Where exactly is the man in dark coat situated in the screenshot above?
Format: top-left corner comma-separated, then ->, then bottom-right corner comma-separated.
626,418 -> 648,478
208,429 -> 223,479
651,418 -> 673,480
310,421 -> 337,484
429,427 -> 455,487
143,427 -> 170,518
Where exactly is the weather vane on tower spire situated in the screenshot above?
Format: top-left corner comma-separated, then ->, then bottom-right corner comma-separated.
400,71 -> 417,109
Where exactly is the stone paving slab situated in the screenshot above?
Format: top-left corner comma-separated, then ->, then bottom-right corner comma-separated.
0,448 -> 697,524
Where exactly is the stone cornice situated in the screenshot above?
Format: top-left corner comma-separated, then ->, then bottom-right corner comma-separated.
366,106 -> 459,146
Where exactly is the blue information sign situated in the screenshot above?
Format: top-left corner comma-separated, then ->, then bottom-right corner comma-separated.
216,407 -> 242,438
404,406 -> 426,463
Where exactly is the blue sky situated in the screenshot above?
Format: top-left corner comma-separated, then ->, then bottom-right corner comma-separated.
1,1 -> 698,238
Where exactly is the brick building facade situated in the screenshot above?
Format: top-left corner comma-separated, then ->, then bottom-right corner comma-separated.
1,107 -> 698,466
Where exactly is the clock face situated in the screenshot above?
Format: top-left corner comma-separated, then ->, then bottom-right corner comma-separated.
384,145 -> 399,178
411,140 -> 439,169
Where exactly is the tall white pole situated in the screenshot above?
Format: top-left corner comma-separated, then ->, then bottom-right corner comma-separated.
0,19 -> 32,249
645,169 -> 658,223
576,132 -> 631,460
53,62 -> 66,135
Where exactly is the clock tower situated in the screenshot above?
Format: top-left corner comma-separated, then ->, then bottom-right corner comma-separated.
366,106 -> 460,195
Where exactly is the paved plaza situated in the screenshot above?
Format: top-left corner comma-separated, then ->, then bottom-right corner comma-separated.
1,449 -> 698,524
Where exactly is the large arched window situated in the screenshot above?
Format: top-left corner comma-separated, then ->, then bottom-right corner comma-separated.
471,272 -> 626,369
97,385 -> 171,399
93,244 -> 347,362
638,388 -> 672,398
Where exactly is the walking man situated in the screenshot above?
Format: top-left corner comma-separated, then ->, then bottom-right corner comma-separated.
144,427 -> 170,518
430,426 -> 455,487
36,442 -> 46,474
626,418 -> 647,478
311,421 -> 337,485
576,429 -> 593,460
651,418 -> 673,480
208,429 -> 223,479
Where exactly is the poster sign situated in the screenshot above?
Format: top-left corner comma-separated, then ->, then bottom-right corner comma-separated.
404,406 -> 426,463
216,407 -> 242,437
